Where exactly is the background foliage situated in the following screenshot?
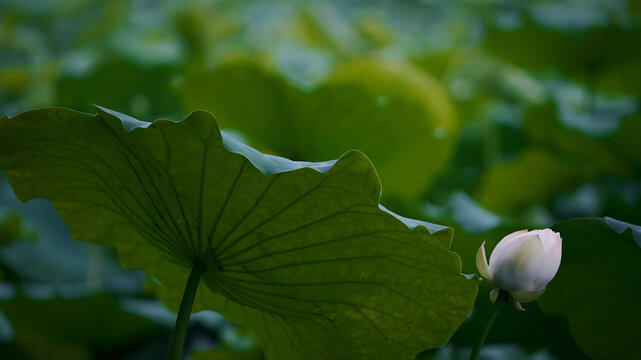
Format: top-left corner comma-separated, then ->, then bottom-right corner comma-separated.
1,0 -> 640,359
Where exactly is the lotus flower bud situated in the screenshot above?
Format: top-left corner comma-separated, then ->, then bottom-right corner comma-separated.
476,229 -> 562,310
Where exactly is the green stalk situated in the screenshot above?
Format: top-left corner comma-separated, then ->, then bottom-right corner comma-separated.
168,263 -> 204,360
469,290 -> 508,360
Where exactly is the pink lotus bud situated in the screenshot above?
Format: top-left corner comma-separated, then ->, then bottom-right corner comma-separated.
476,229 -> 562,310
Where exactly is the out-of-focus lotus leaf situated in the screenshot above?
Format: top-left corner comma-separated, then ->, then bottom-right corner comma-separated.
475,101 -> 635,214
181,61 -> 299,156
475,149 -> 594,213
0,211 -> 37,282
610,114 -> 641,170
0,212 -> 35,245
0,107 -> 476,360
300,59 -> 458,201
288,10 -> 345,53
0,292 -> 164,360
538,217 -> 641,360
486,21 -> 641,94
55,57 -> 182,120
181,59 -> 457,203
0,67 -> 31,94
523,103 -> 629,173
357,17 -> 394,49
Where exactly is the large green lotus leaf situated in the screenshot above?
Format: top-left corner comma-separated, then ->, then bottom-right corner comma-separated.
181,59 -> 458,202
538,217 -> 641,360
0,107 -> 476,359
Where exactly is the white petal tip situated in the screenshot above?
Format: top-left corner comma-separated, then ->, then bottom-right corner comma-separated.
509,295 -> 526,311
476,242 -> 492,282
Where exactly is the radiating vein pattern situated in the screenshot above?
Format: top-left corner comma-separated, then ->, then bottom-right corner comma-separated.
0,107 -> 477,360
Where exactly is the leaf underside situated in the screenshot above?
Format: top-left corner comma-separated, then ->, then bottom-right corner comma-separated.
0,107 -> 476,359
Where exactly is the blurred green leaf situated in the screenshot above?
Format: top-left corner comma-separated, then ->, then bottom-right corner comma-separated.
181,60 -> 299,156
55,57 -> 182,120
474,100 -> 635,214
0,67 -> 31,94
0,292 -> 163,360
0,211 -> 37,283
0,212 -> 35,245
609,114 -> 641,171
0,107 -> 476,359
289,10 -> 346,53
475,149 -> 593,213
357,16 -> 394,49
524,103 -> 628,171
181,59 -> 457,203
486,20 -> 641,94
538,217 -> 641,360
301,59 -> 459,202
